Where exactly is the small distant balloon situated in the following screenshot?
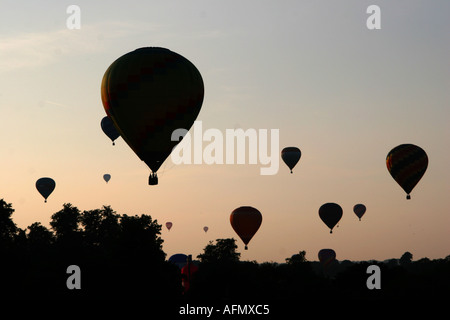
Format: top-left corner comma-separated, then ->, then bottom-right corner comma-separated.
281,147 -> 301,173
101,116 -> 120,146
353,204 -> 366,221
319,203 -> 343,233
36,177 -> 56,203
103,174 -> 111,183
166,222 -> 173,231
203,226 -> 208,233
386,144 -> 428,199
230,206 -> 262,250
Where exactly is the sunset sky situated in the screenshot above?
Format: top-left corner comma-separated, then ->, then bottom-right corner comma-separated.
0,0 -> 448,263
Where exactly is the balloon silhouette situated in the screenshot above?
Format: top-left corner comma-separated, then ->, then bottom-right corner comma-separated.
168,253 -> 188,269
166,222 -> 173,231
281,147 -> 301,173
353,204 -> 366,221
386,144 -> 428,199
318,249 -> 336,267
101,47 -> 204,185
101,116 -> 120,145
319,203 -> 343,233
36,177 -> 56,203
230,206 -> 262,250
103,174 -> 111,183
203,226 -> 208,233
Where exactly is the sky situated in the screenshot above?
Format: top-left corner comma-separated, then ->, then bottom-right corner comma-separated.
0,0 -> 449,263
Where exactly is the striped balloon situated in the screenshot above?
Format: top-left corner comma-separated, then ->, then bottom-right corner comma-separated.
318,249 -> 336,267
386,144 -> 428,199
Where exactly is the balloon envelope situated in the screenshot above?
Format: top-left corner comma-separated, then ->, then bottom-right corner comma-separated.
319,203 -> 343,233
230,206 -> 262,250
101,116 -> 120,145
386,144 -> 428,199
166,222 -> 173,231
103,174 -> 111,183
353,204 -> 366,221
168,253 -> 188,269
101,47 -> 204,184
281,147 -> 301,173
203,226 -> 208,233
318,249 -> 336,267
36,177 -> 55,203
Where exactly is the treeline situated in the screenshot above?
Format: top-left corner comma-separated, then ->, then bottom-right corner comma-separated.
0,199 -> 449,300
0,199 -> 181,299
189,239 -> 450,300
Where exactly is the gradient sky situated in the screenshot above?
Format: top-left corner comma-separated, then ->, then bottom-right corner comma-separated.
0,0 -> 449,263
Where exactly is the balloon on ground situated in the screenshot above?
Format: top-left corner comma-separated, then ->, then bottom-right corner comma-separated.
318,249 -> 336,267
101,47 -> 204,185
230,206 -> 262,250
168,253 -> 188,269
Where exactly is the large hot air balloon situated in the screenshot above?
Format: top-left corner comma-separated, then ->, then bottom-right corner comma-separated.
319,203 -> 343,233
353,204 -> 366,221
203,226 -> 208,233
281,147 -> 301,173
318,249 -> 336,267
230,206 -> 262,250
101,47 -> 204,185
101,116 -> 120,146
36,177 -> 55,203
386,144 -> 428,200
166,222 -> 173,231
103,174 -> 111,183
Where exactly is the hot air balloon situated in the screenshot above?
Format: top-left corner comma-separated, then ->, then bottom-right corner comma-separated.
203,226 -> 208,233
101,116 -> 120,146
103,174 -> 111,183
353,204 -> 366,221
230,206 -> 262,250
386,144 -> 428,199
168,253 -> 188,269
36,177 -> 55,203
281,147 -> 301,173
318,249 -> 336,267
166,222 -> 173,231
319,203 -> 343,233
101,47 -> 204,185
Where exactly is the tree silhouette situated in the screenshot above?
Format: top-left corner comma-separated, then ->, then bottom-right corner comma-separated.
285,250 -> 307,265
0,199 -> 19,249
197,238 -> 240,263
400,251 -> 413,266
1,199 -> 450,300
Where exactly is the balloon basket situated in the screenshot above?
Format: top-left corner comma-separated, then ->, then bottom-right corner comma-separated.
149,173 -> 158,185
